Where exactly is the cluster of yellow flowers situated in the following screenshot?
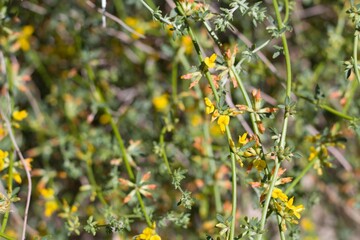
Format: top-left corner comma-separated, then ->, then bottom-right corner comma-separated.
272,187 -> 305,230
136,223 -> 161,240
39,188 -> 59,217
204,97 -> 230,133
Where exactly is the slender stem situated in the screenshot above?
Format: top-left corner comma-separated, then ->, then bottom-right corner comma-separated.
257,160 -> 280,240
159,127 -> 172,175
171,62 -> 178,104
285,159 -> 316,195
86,65 -> 152,227
0,232 -> 16,240
0,110 -> 32,240
85,157 -> 108,206
226,130 -> 237,239
353,31 -> 360,85
297,95 -> 358,121
1,150 -> 14,233
258,0 -> 292,239
107,113 -> 135,180
136,190 -> 152,227
283,0 -> 290,24
174,1 -> 236,236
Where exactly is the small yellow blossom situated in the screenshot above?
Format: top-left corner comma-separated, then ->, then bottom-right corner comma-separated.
286,197 -> 305,219
181,36 -> 193,55
238,132 -> 248,145
191,114 -> 202,126
39,188 -> 55,199
44,200 -> 59,217
99,113 -> 111,125
0,125 -> 6,139
204,97 -> 215,114
0,150 -> 9,161
136,223 -> 161,240
308,146 -> 317,161
301,218 -> 315,232
17,25 -> 34,51
272,187 -> 288,202
13,172 -> 22,184
253,159 -> 266,172
217,115 -> 230,133
204,53 -> 217,69
12,110 -> 28,121
152,94 -> 169,112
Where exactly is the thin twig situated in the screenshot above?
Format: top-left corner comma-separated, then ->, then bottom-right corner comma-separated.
0,109 -> 32,240
85,0 -> 146,39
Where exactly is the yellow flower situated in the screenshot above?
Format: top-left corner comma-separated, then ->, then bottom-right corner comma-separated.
217,115 -> 230,133
308,146 -> 317,161
0,150 -> 9,161
204,53 -> 217,69
204,97 -> 214,114
272,187 -> 288,202
0,150 -> 9,171
286,197 -> 305,219
181,36 -> 193,55
13,172 -> 22,184
99,113 -> 111,125
238,132 -> 248,145
190,114 -> 202,126
15,25 -> 34,51
152,94 -> 169,112
253,159 -> 266,172
136,223 -> 161,240
44,200 -> 59,217
0,125 -> 6,138
12,110 -> 28,121
39,188 -> 55,199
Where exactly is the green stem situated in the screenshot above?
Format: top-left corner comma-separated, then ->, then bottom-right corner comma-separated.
1,150 -> 14,233
136,190 -> 152,227
298,95 -> 358,121
171,62 -> 178,104
353,31 -> 360,85
86,65 -> 152,227
85,158 -> 108,206
285,159 -> 316,195
107,112 -> 135,181
0,232 -> 16,240
160,127 -> 172,175
283,0 -> 290,24
174,1 -> 236,236
258,0 -> 292,239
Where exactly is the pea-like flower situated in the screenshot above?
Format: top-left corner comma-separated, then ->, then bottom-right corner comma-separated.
204,53 -> 217,69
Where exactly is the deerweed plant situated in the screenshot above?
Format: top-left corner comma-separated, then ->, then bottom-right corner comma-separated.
0,0 -> 360,239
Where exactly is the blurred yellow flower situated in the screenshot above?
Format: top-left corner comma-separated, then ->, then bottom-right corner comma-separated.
204,97 -> 215,114
272,187 -> 288,202
45,200 -> 59,217
40,188 -> 55,199
13,172 -> 22,184
152,94 -> 169,112
99,113 -> 111,125
12,110 -> 28,121
217,115 -> 229,133
253,159 -> 266,172
204,53 -> 217,69
136,223 -> 161,240
13,25 -> 34,52
190,114 -> 202,126
0,150 -> 9,161
181,36 -> 193,54
0,150 -> 8,171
